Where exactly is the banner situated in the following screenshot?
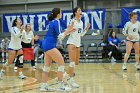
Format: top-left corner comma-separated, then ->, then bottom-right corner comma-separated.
121,8 -> 140,27
2,9 -> 105,32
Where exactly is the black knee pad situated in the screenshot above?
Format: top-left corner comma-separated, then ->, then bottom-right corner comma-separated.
17,54 -> 23,68
18,63 -> 23,68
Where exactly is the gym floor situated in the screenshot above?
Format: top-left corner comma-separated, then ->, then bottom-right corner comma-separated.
0,62 -> 140,93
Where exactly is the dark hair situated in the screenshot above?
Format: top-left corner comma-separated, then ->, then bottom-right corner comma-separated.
72,6 -> 81,18
12,17 -> 18,27
48,8 -> 61,21
109,31 -> 116,38
129,12 -> 137,19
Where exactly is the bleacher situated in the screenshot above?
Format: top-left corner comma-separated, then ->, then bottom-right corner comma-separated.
0,28 -> 137,63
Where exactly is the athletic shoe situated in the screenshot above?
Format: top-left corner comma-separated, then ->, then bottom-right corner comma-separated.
40,83 -> 55,92
122,63 -> 127,70
69,78 -> 80,88
57,81 -> 72,92
18,72 -> 26,79
32,66 -> 37,71
0,70 -> 5,80
111,57 -> 116,63
135,63 -> 140,70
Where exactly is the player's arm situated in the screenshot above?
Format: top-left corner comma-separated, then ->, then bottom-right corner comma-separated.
31,32 -> 35,48
81,22 -> 90,37
122,23 -> 129,36
54,20 -> 75,41
11,26 -> 24,37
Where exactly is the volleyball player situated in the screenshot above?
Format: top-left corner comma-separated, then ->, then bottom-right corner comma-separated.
40,8 -> 76,92
14,24 -> 36,71
66,6 -> 90,88
0,17 -> 26,79
122,12 -> 140,70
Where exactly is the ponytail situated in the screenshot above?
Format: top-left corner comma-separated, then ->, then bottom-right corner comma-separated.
48,8 -> 61,21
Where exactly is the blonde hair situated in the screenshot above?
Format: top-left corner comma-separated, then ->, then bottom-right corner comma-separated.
25,23 -> 31,31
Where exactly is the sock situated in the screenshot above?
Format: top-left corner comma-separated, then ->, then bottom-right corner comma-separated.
123,63 -> 127,65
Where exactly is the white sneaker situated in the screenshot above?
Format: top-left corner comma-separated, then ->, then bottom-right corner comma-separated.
111,57 -> 116,63
18,72 -> 26,79
32,66 -> 37,71
69,78 -> 80,88
108,51 -> 112,57
39,54 -> 44,59
40,83 -> 55,92
14,67 -> 18,72
35,63 -> 37,66
57,81 -> 72,92
122,63 -> 127,70
0,70 -> 5,80
135,63 -> 140,70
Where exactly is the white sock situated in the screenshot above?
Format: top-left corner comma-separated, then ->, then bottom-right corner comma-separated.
123,63 -> 127,65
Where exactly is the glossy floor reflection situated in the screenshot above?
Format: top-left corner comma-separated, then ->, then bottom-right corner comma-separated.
0,62 -> 140,93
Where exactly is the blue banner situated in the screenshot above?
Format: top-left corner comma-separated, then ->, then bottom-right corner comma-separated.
2,9 -> 105,32
121,8 -> 140,27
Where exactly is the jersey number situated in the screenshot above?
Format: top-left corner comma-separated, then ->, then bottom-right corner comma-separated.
78,28 -> 82,33
133,28 -> 136,32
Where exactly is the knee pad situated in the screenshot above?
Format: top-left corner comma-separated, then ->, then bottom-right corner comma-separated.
58,66 -> 65,72
42,66 -> 51,72
124,53 -> 130,58
69,62 -> 75,68
18,63 -> 23,68
17,54 -> 23,63
135,54 -> 139,59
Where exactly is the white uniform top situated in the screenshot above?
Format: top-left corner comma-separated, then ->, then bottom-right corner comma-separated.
123,21 -> 140,41
8,27 -> 23,50
67,19 -> 86,47
1,39 -> 10,50
22,31 -> 34,43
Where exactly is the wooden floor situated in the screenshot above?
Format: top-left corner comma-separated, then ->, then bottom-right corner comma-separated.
0,62 -> 140,93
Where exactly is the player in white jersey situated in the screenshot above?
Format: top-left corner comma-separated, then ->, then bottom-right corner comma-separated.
0,17 -> 26,79
66,6 -> 90,88
122,12 -> 140,70
14,24 -> 36,71
1,37 -> 10,63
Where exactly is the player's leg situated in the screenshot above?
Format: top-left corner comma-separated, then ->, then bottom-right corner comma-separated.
47,48 -> 71,92
133,42 -> 140,70
67,44 -> 79,88
0,50 -> 16,79
40,53 -> 55,92
122,41 -> 133,70
16,49 -> 26,79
